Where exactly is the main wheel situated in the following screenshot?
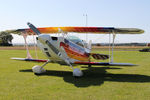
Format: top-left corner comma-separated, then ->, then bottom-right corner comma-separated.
32,65 -> 46,74
73,68 -> 83,77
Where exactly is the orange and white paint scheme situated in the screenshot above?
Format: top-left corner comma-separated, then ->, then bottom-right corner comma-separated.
8,22 -> 144,77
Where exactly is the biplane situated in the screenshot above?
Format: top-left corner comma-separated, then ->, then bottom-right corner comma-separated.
6,22 -> 144,77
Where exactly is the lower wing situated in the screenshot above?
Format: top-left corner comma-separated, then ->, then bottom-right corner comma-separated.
11,58 -> 48,62
11,58 -> 136,66
74,62 -> 137,66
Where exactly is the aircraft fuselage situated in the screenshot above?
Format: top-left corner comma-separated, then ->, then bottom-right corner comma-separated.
36,34 -> 90,65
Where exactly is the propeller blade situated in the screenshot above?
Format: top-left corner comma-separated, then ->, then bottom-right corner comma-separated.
27,22 -> 41,35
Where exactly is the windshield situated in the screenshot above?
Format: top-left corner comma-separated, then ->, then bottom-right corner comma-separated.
67,36 -> 84,47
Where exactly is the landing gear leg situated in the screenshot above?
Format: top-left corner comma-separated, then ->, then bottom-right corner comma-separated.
32,60 -> 50,74
64,59 -> 83,77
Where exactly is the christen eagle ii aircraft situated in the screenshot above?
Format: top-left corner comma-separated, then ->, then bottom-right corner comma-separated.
8,22 -> 144,77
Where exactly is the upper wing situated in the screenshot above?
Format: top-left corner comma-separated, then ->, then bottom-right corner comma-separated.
5,27 -> 144,35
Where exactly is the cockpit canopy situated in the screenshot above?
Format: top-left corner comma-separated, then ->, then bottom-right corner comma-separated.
67,36 -> 86,47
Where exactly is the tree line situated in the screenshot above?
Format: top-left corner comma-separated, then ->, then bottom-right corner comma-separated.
0,31 -> 13,46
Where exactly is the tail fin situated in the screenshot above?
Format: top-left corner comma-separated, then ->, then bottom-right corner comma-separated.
27,22 -> 41,35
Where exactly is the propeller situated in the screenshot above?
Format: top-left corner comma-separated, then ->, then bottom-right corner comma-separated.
27,22 -> 41,35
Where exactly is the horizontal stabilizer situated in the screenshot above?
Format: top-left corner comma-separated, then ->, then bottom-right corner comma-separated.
91,53 -> 109,60
75,62 -> 137,66
11,58 -> 47,62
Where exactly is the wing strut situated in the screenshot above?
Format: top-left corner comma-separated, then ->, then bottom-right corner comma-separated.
110,30 -> 116,63
22,32 -> 33,59
32,34 -> 38,59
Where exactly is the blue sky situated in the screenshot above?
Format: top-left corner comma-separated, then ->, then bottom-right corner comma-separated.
0,0 -> 150,43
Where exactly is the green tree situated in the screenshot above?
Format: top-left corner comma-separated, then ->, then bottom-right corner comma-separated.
0,31 -> 13,46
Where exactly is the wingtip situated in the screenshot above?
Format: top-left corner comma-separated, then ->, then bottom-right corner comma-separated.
140,29 -> 145,34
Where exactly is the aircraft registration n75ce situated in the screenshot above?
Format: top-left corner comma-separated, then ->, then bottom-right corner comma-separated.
6,22 -> 144,77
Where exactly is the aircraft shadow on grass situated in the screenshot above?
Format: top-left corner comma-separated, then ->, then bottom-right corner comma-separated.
20,67 -> 150,87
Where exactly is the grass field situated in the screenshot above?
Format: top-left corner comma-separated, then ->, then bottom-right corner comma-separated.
0,48 -> 150,100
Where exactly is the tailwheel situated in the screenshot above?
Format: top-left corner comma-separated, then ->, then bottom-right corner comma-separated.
73,68 -> 83,77
32,65 -> 46,74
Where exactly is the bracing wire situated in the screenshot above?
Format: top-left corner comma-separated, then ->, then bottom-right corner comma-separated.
32,34 -> 38,59
109,33 -> 111,63
22,33 -> 32,59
